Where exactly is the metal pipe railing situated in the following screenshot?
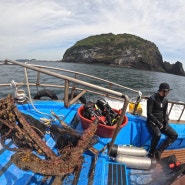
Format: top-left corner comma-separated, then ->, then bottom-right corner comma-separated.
108,95 -> 129,155
30,64 -> 141,94
4,59 -> 141,96
1,59 -> 185,153
2,59 -> 185,122
3,59 -> 130,154
5,59 -> 127,99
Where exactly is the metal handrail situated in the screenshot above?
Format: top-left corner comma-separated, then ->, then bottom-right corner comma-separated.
4,59 -> 128,98
1,59 -> 142,98
1,59 -> 130,154
1,59 -> 185,122
28,64 -> 141,95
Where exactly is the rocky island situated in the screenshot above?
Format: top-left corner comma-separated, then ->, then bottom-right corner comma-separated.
62,33 -> 185,76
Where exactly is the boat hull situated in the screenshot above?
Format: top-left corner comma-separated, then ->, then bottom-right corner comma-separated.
0,100 -> 185,185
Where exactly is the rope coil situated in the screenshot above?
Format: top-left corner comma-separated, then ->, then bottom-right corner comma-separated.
14,88 -> 27,103
10,80 -> 27,103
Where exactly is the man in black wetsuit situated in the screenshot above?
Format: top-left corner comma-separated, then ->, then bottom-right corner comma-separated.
147,83 -> 178,161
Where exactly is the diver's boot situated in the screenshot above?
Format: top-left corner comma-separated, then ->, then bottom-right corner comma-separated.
147,150 -> 155,158
155,150 -> 162,162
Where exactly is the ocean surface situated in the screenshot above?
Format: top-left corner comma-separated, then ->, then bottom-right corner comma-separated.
0,61 -> 185,103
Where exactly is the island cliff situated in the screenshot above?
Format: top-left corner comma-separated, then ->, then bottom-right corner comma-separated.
62,33 -> 185,76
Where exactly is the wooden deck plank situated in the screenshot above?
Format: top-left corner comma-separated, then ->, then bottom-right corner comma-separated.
162,148 -> 185,163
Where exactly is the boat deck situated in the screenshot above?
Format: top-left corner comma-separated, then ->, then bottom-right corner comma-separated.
162,148 -> 185,163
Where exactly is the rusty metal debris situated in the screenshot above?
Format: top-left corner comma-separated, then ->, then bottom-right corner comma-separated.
0,94 -> 98,183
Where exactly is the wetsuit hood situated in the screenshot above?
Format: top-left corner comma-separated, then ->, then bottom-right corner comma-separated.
158,83 -> 172,91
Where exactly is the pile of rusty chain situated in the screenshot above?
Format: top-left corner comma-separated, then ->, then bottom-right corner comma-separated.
0,94 -> 98,182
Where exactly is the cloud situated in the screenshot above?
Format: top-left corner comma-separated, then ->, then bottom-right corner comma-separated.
0,0 -> 185,65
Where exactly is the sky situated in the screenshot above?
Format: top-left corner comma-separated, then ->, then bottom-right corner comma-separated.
0,0 -> 185,65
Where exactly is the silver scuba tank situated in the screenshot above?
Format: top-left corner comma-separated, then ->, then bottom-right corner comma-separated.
115,155 -> 156,170
109,144 -> 148,157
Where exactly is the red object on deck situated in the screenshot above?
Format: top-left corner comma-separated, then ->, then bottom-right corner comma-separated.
169,161 -> 181,169
77,105 -> 128,138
